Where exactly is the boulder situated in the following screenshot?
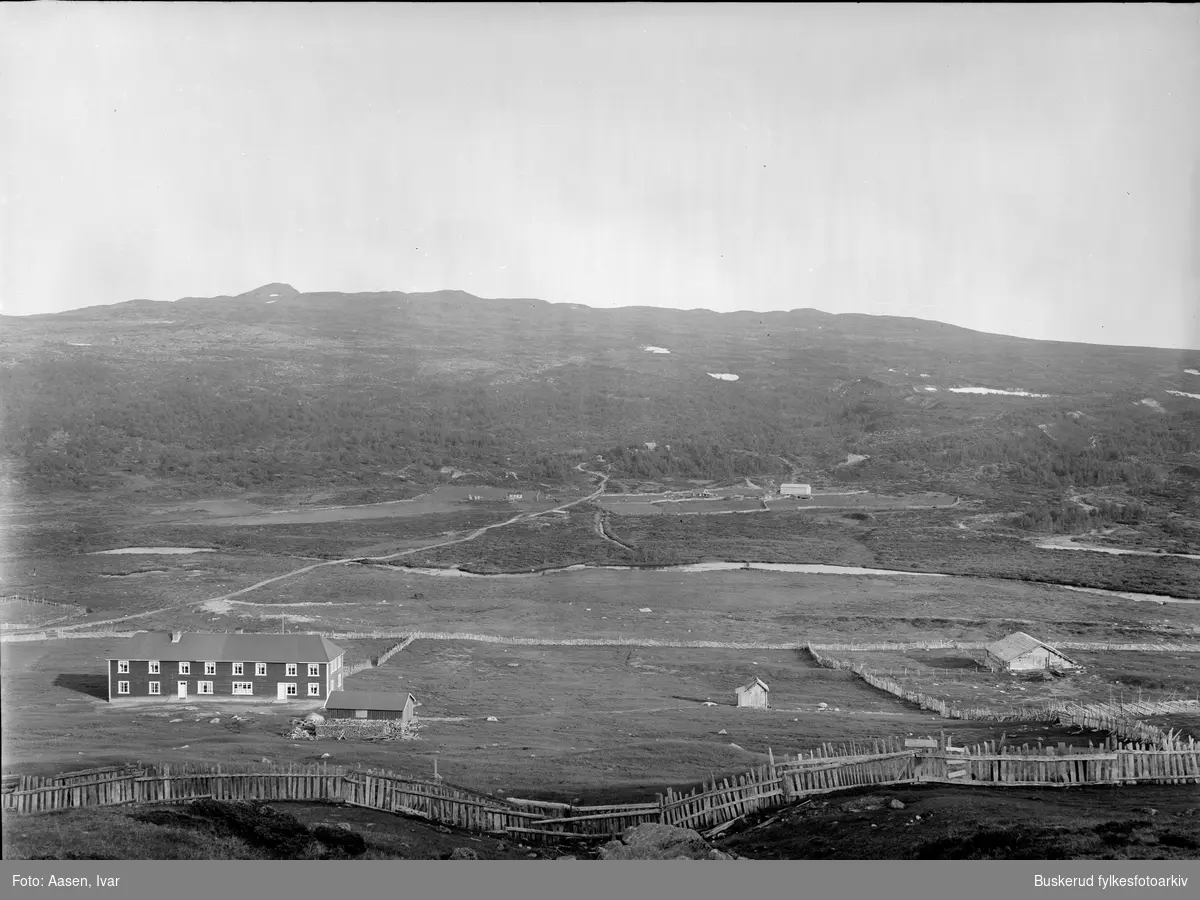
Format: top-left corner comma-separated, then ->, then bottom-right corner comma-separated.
840,796 -> 886,813
447,847 -> 480,860
596,823 -> 730,860
889,799 -> 905,810
311,824 -> 367,858
304,713 -> 326,725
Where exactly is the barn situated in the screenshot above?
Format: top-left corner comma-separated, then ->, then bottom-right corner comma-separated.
984,632 -> 1079,674
324,690 -> 418,722
779,483 -> 811,497
735,677 -> 770,708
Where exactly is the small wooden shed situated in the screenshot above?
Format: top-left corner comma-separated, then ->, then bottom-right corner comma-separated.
735,677 -> 770,708
984,632 -> 1079,674
323,690 -> 417,722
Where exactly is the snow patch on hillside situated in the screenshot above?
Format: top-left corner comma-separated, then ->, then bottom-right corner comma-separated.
644,346 -> 671,354
92,547 -> 216,555
1167,390 -> 1200,401
708,373 -> 739,381
949,387 -> 1049,398
1184,369 -> 1199,376
1140,398 -> 1166,412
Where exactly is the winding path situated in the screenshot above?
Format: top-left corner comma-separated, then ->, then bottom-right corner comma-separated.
50,468 -> 610,634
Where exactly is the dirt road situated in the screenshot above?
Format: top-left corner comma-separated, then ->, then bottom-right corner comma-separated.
48,468 -> 610,634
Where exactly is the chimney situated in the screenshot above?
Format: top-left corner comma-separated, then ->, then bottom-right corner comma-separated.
170,631 -> 182,643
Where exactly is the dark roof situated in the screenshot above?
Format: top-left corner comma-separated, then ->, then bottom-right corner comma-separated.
735,677 -> 770,694
108,632 -> 344,663
986,631 -> 1075,663
324,690 -> 416,712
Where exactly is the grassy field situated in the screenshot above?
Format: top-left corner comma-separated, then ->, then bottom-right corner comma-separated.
4,490 -> 1199,845
155,484 -> 560,527
402,509 -> 638,572
606,509 -> 1200,598
0,597 -> 89,628
12,509 -> 520,561
595,490 -> 960,517
817,648 -> 1200,713
0,552 -> 323,625
2,637 -> 1093,804
149,563 -> 1200,645
350,641 -> 906,716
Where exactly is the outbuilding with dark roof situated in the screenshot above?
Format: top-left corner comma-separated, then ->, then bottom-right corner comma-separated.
324,690 -> 418,722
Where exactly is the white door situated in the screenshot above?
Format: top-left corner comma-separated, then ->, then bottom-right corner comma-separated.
277,683 -> 289,700
177,681 -> 187,699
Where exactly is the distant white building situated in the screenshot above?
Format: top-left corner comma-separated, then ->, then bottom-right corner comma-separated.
779,484 -> 811,497
507,493 -> 523,501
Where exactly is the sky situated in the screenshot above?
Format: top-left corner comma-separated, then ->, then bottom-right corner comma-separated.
2,3 -> 1198,349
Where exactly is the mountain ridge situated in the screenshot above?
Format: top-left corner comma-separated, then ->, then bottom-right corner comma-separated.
2,283 -> 1182,353
1,283 -> 1197,500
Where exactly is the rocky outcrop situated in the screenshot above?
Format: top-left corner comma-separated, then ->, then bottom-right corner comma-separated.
596,823 -> 740,860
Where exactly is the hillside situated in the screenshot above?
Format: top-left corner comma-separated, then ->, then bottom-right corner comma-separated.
2,285 -> 1198,510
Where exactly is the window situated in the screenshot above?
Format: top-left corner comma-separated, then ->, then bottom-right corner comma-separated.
308,664 -> 320,677
178,662 -> 191,675
332,657 -> 340,671
117,681 -> 130,695
308,683 -> 321,697
286,664 -> 297,677
148,661 -> 160,674
255,663 -> 267,677
198,681 -> 213,695
355,709 -> 368,719
117,660 -> 129,674
204,662 -> 216,675
285,684 -> 297,697
232,663 -> 244,676
232,682 -> 253,696
149,682 -> 160,695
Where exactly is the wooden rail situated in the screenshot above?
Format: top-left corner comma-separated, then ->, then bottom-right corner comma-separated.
4,737 -> 1199,843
